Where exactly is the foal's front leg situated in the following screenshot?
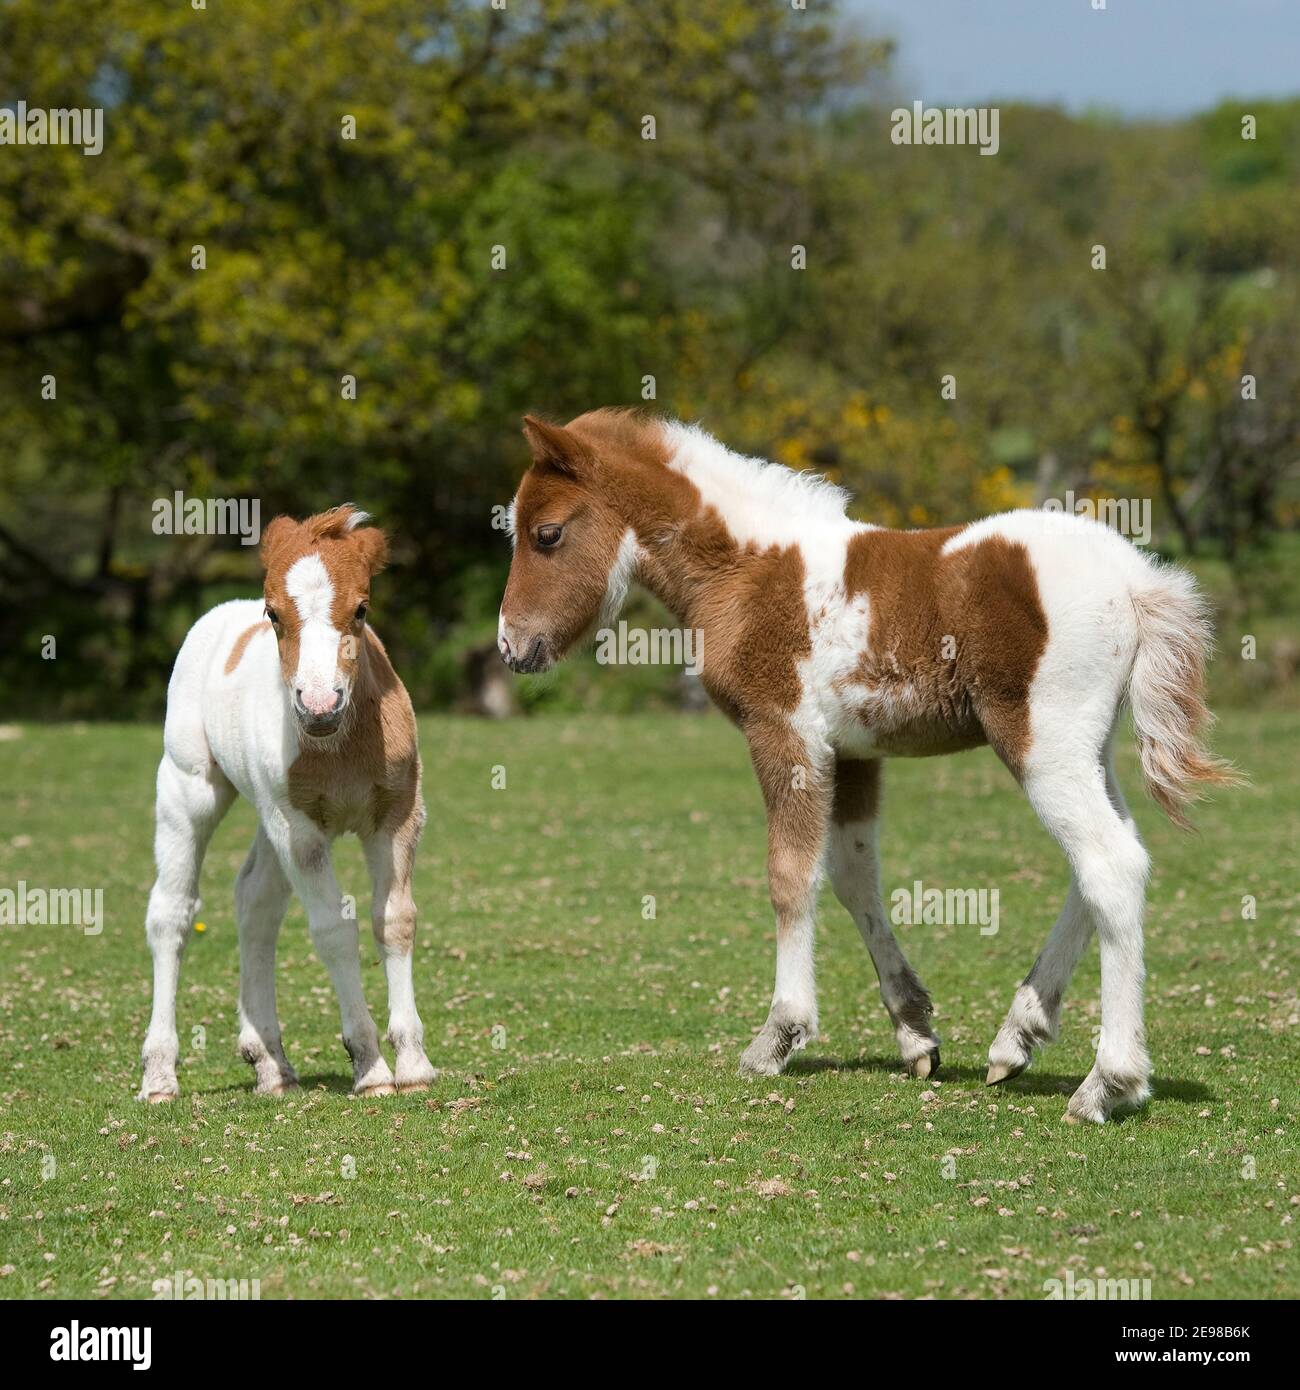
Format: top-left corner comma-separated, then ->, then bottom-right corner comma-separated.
826,759 -> 942,1078
738,721 -> 832,1077
139,755 -> 235,1101
274,813 -> 395,1096
363,811 -> 436,1093
235,826 -> 298,1095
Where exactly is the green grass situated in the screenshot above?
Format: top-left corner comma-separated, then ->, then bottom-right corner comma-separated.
0,710 -> 1294,1300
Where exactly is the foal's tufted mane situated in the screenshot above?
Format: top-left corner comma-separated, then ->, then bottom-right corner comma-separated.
301,504 -> 371,541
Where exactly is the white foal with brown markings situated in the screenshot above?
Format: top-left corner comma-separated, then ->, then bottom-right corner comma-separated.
497,409 -> 1240,1123
139,506 -> 434,1101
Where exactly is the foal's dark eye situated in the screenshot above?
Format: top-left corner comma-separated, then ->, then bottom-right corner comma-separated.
264,606 -> 279,625
355,602 -> 369,622
537,524 -> 562,549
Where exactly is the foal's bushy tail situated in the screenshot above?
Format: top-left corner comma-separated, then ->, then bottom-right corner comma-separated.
1126,567 -> 1245,830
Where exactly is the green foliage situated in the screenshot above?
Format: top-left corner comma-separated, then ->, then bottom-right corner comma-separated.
0,0 -> 877,714
0,2 -> 1295,716
688,97 -> 1300,553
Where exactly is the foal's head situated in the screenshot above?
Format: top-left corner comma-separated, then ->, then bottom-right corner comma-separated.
498,414 -> 643,674
259,505 -> 388,737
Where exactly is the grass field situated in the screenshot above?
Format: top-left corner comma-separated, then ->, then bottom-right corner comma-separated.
0,709 -> 1294,1300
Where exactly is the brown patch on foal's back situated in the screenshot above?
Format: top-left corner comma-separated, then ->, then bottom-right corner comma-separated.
845,528 -> 1047,774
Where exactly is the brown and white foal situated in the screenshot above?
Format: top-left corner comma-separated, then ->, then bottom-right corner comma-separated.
498,410 -> 1238,1123
139,506 -> 434,1100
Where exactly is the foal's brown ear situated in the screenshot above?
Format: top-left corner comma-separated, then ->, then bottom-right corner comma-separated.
259,515 -> 300,571
522,415 -> 591,478
352,525 -> 389,577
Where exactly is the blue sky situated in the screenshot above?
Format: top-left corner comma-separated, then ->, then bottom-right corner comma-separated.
846,0 -> 1300,117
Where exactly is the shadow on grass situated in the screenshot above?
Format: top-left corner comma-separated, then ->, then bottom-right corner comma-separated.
786,1053 -> 1213,1106
294,1073 -> 361,1095
203,1072 -> 360,1097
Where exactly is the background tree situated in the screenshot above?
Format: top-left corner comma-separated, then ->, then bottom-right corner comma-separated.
0,1 -> 1294,716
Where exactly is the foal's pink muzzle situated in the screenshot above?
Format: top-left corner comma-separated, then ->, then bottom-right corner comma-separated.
297,686 -> 342,717
293,684 -> 347,734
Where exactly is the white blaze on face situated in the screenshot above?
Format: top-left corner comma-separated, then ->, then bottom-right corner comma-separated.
285,553 -> 343,716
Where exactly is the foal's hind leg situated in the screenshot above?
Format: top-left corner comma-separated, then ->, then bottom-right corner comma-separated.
826,760 -> 942,1078
1021,753 -> 1152,1123
139,754 -> 235,1101
987,741 -> 1137,1084
235,826 -> 297,1095
986,879 -> 1092,1084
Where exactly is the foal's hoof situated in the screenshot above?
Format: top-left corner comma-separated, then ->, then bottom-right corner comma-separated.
394,1058 -> 438,1093
739,1005 -> 814,1078
1064,1065 -> 1151,1124
353,1082 -> 397,1098
145,1091 -> 177,1105
255,1081 -> 300,1098
985,1061 -> 1025,1086
907,1048 -> 940,1080
738,1049 -> 786,1078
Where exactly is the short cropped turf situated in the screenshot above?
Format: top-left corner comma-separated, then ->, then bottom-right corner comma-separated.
0,709 -> 1294,1299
